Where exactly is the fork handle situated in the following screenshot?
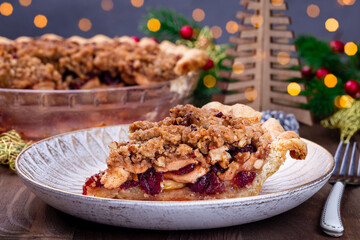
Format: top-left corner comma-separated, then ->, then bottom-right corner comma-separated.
320,181 -> 345,237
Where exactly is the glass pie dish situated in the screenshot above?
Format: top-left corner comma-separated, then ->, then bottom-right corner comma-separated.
0,72 -> 199,140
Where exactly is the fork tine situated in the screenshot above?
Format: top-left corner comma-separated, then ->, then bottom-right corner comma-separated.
347,142 -> 357,176
357,151 -> 360,177
339,142 -> 351,176
332,141 -> 344,174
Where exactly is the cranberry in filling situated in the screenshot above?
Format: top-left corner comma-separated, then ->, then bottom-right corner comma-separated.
230,144 -> 257,158
120,180 -> 139,190
170,164 -> 196,175
233,171 -> 256,188
211,163 -> 226,174
82,173 -> 104,195
215,112 -> 223,118
205,172 -> 225,194
139,168 -> 164,195
100,71 -> 122,85
188,175 -> 207,193
188,170 -> 225,194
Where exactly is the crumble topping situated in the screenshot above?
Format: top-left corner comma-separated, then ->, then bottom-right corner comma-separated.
0,36 -> 208,90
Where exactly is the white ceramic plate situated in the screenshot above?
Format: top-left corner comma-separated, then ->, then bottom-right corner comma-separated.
16,125 -> 334,230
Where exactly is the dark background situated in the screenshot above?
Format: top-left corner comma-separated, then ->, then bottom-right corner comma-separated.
0,0 -> 359,43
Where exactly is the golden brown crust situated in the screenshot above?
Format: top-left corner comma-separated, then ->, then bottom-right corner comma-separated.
202,101 -> 263,123
243,118 -> 307,196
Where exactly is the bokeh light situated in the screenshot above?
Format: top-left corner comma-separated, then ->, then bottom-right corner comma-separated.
192,8 -> 205,22
232,62 -> 245,74
287,82 -> 301,96
78,18 -> 92,32
271,0 -> 284,6
226,21 -> 239,34
0,2 -> 13,16
307,4 -> 320,18
34,15 -> 48,28
344,42 -> 358,56
277,52 -> 290,65
324,74 -> 337,88
131,0 -> 144,8
203,75 -> 216,88
338,0 -> 356,6
339,95 -> 354,108
210,26 -> 222,39
250,15 -> 263,28
101,0 -> 113,11
245,88 -> 258,101
19,0 -> 32,7
147,18 -> 161,32
334,95 -> 342,108
325,18 -> 339,32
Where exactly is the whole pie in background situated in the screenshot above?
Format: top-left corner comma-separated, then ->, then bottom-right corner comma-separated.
0,34 -> 208,90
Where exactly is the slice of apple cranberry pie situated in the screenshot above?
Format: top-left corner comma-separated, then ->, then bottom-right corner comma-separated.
83,102 -> 307,200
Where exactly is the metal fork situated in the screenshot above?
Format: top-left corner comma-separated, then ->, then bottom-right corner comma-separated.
320,142 -> 360,237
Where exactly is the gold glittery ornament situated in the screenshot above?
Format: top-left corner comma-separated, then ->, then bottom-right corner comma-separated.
0,130 -> 32,172
321,100 -> 360,143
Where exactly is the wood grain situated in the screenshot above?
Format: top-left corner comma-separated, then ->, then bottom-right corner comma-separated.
0,123 -> 359,239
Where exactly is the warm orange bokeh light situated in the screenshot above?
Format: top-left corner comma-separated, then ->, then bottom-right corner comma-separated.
307,4 -> 320,18
101,0 -> 113,11
339,0 -> 356,6
0,2 -> 13,16
147,18 -> 161,32
325,18 -> 339,32
226,21 -> 239,34
232,62 -> 245,74
19,0 -> 32,7
339,95 -> 354,108
78,18 -> 92,32
192,8 -> 205,22
324,74 -> 337,88
271,0 -> 284,6
131,0 -> 144,8
344,42 -> 358,56
250,15 -> 263,28
34,15 -> 48,28
245,88 -> 258,101
210,26 -> 222,39
277,52 -> 290,65
203,75 -> 216,88
287,82 -> 301,96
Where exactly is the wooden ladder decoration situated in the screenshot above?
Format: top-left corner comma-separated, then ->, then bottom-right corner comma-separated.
213,0 -> 313,125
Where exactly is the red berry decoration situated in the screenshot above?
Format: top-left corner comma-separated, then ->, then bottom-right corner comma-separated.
301,65 -> 314,79
329,40 -> 345,53
180,25 -> 194,40
354,91 -> 360,99
131,36 -> 140,42
202,59 -> 214,70
149,37 -> 158,43
316,68 -> 330,79
344,80 -> 360,95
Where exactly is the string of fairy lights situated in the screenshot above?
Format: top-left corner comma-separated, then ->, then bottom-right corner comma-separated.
0,0 -> 358,105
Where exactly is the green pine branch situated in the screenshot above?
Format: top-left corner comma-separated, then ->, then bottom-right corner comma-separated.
139,7 -> 200,42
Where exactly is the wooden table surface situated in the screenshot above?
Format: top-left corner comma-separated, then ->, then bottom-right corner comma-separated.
0,123 -> 359,240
